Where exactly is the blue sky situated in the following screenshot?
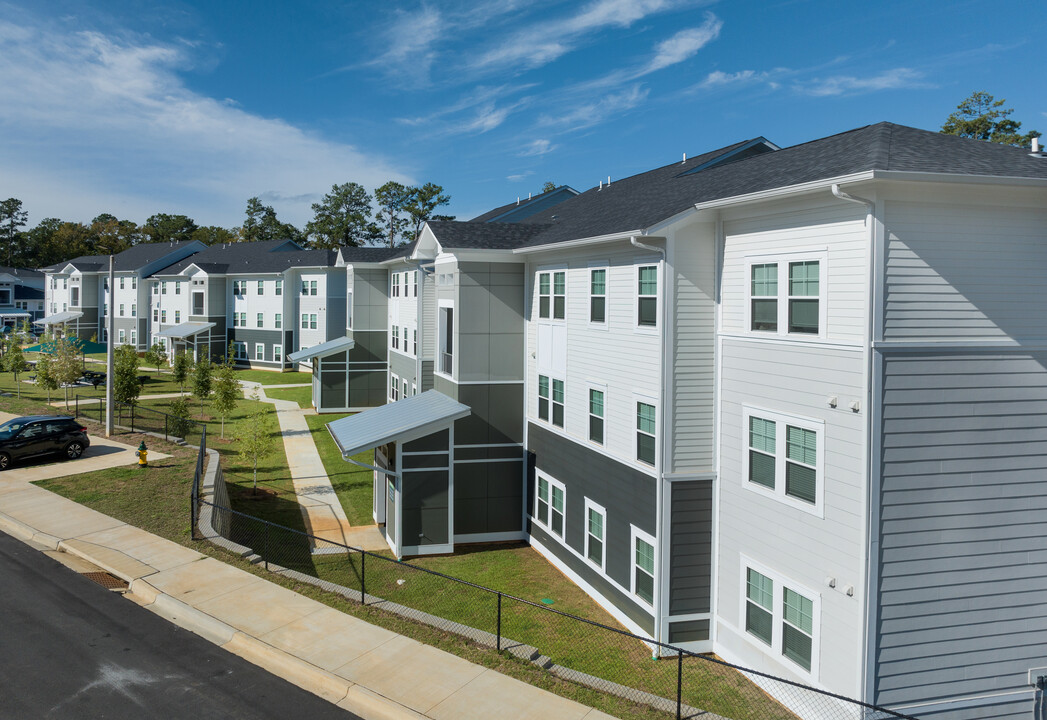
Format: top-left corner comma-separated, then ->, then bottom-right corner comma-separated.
1,0 -> 1043,232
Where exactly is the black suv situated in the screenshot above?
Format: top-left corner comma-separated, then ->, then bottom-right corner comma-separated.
0,416 -> 91,470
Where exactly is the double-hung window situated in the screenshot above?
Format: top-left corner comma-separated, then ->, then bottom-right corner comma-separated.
590,268 -> 606,323
161,281 -> 167,295
119,277 -> 125,290
585,499 -> 606,570
257,280 -> 264,295
274,313 -> 282,329
153,309 -> 159,322
119,303 -> 124,317
535,475 -> 565,538
637,266 -> 657,327
636,401 -> 656,466
174,311 -> 180,324
391,273 -> 400,298
538,271 -> 565,320
301,313 -> 308,329
255,343 -> 264,361
256,313 -> 264,328
589,388 -> 604,444
131,304 -> 136,317
309,313 -> 317,330
743,563 -> 818,675
273,345 -> 282,362
743,407 -> 823,513
275,280 -> 282,296
132,277 -> 137,290
632,527 -> 656,605
748,257 -> 823,336
161,309 -> 167,323
538,375 -> 564,427
392,326 -> 400,350
174,282 -> 180,295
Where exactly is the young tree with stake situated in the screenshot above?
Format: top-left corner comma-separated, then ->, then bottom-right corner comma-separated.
192,356 -> 213,419
172,350 -> 192,393
235,404 -> 277,492
211,357 -> 240,438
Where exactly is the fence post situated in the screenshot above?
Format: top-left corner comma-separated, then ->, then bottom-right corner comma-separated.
130,405 -> 135,434
361,551 -> 367,605
264,521 -> 270,572
497,592 -> 503,652
677,649 -> 683,720
164,415 -> 168,442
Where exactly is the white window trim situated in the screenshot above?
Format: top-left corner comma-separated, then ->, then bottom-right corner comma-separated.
234,341 -> 247,360
741,405 -> 825,518
536,373 -> 566,429
634,393 -> 659,468
586,381 -> 607,447
583,497 -> 607,573
533,473 -> 566,539
535,264 -> 567,323
434,299 -> 454,380
255,343 -> 264,361
273,344 -> 282,362
744,251 -> 828,341
118,329 -> 126,343
630,525 -> 657,607
633,261 -> 661,336
739,556 -> 821,680
587,261 -> 608,329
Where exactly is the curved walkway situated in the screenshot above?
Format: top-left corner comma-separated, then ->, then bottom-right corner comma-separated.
241,382 -> 386,553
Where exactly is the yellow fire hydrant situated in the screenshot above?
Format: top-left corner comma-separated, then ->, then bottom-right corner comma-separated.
136,440 -> 148,468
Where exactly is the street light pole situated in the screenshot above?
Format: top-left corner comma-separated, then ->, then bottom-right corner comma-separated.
105,255 -> 114,437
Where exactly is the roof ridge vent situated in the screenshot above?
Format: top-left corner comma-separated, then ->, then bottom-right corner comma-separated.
1031,136 -> 1044,158
682,152 -> 687,164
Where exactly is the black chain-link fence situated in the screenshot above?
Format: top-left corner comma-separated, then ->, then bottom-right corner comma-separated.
193,487 -> 918,720
72,393 -> 205,447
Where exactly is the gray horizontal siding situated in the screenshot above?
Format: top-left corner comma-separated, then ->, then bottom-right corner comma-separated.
669,480 -> 712,615
875,351 -> 1047,712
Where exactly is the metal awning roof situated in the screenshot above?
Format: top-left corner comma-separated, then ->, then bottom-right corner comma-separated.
0,311 -> 30,318
34,310 -> 83,325
327,391 -> 471,458
288,336 -> 355,363
155,321 -> 215,339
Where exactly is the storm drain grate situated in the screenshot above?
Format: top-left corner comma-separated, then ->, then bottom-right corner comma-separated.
82,571 -> 129,591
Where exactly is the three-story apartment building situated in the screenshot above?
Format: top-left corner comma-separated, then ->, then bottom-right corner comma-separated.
326,123 -> 1047,720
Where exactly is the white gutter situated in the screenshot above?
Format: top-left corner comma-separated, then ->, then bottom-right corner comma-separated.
693,172 -> 875,212
830,182 -> 878,704
871,169 -> 1047,188
629,234 -> 670,649
512,230 -> 648,255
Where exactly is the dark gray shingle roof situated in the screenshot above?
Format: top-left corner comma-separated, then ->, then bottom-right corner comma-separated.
0,266 -> 43,278
432,122 -> 1047,251
155,240 -> 337,276
40,241 -> 202,273
426,221 -> 550,250
340,246 -> 407,264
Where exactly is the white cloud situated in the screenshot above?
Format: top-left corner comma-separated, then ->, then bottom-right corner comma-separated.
0,20 -> 409,228
538,84 -> 649,131
467,0 -> 688,75
643,15 -> 722,74
506,171 -> 534,182
795,68 -> 929,97
697,69 -> 759,88
518,139 -> 556,157
367,5 -> 444,87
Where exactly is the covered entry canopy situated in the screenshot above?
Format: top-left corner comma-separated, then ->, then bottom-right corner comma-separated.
155,321 -> 215,339
34,310 -> 83,325
288,335 -> 355,363
0,311 -> 30,318
327,390 -> 470,458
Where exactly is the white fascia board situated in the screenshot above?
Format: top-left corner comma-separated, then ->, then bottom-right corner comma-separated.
439,249 -> 522,264
692,171 -> 876,212
511,229 -> 649,255
870,169 -> 1047,189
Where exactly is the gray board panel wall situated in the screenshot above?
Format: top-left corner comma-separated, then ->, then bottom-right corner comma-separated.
875,350 -> 1047,712
530,522 -> 654,636
401,469 -> 450,547
389,351 -> 417,385
324,270 -> 347,342
454,458 -> 523,536
527,423 -> 656,627
433,377 -> 524,447
669,480 -> 712,616
230,328 -> 284,363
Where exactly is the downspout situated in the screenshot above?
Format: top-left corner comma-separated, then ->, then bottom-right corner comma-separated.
830,183 -> 877,703
632,234 -> 669,649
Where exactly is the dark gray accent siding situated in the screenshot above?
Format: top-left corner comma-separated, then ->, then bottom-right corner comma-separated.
420,361 -> 434,392
530,521 -> 654,635
454,459 -> 523,535
527,423 -> 657,625
402,470 -> 449,547
404,430 -> 448,453
456,384 -> 523,445
229,328 -> 283,362
669,480 -> 712,615
325,270 -> 346,341
668,620 -> 709,644
348,369 -> 387,408
875,351 -> 1047,712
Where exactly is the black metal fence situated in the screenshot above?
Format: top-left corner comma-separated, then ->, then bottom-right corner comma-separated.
192,492 -> 917,720
72,394 -> 206,447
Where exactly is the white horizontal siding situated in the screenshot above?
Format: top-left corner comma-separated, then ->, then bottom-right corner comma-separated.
525,243 -> 662,471
883,200 -> 1047,343
716,338 -> 866,696
721,199 -> 867,344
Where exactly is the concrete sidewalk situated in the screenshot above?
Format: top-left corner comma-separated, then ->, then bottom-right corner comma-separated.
242,381 -> 386,553
0,475 -> 615,720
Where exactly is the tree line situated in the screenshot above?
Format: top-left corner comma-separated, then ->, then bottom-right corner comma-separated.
0,180 -> 452,269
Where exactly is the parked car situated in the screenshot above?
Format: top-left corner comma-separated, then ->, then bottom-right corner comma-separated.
0,416 -> 91,470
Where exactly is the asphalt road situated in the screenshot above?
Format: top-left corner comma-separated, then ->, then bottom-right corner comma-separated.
0,532 -> 360,719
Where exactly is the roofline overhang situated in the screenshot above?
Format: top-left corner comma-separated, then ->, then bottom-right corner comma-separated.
512,229 -> 652,255
431,248 -> 521,263
329,407 -> 472,459
692,171 -> 876,212
870,169 -> 1047,188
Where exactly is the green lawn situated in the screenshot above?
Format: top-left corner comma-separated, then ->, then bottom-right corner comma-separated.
232,368 -> 310,385
264,385 -> 313,408
303,412 -> 374,525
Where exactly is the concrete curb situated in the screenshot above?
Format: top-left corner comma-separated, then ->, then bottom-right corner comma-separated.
223,632 -> 353,705
0,513 -> 61,550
